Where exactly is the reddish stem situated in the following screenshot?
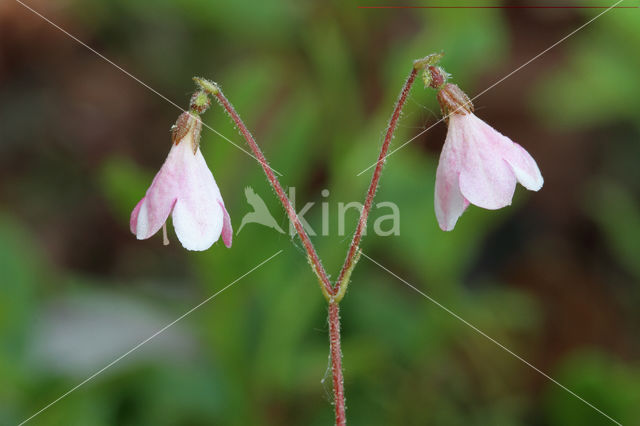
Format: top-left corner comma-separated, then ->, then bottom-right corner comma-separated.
334,68 -> 418,290
213,90 -> 334,297
210,64 -> 420,426
329,302 -> 346,426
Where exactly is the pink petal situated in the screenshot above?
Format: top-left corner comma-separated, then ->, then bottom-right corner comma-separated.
434,120 -> 469,231
456,114 -> 517,210
504,142 -> 544,191
133,145 -> 182,240
171,144 -> 225,251
220,201 -> 233,248
130,197 -> 144,234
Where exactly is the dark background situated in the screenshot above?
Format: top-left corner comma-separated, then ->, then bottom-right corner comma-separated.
1,0 -> 639,425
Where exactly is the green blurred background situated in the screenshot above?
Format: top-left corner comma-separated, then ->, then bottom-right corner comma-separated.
1,0 -> 639,425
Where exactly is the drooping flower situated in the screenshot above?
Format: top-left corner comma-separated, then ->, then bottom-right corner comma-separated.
130,111 -> 232,250
434,83 -> 543,231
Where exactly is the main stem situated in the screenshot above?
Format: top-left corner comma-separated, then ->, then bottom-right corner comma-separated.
334,67 -> 418,292
329,302 -> 346,426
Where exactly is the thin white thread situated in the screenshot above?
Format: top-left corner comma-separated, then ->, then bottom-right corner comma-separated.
14,0 -> 283,176
360,251 -> 623,426
356,0 -> 626,176
18,250 -> 283,426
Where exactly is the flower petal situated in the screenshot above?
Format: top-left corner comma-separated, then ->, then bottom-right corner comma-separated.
172,198 -> 223,251
220,201 -> 233,248
130,197 -> 144,234
504,142 -> 544,191
171,145 -> 224,251
434,121 -> 469,231
133,144 -> 182,240
457,114 -> 517,210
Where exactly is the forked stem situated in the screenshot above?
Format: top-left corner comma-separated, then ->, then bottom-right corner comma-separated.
200,55 -> 431,424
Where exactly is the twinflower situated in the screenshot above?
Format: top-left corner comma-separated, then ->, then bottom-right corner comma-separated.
434,83 -> 543,231
130,108 -> 232,250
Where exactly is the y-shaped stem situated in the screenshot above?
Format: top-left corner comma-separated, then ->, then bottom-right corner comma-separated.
200,55 -> 430,424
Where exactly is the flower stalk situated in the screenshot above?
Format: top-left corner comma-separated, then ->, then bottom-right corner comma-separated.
333,66 -> 420,296
200,79 -> 334,298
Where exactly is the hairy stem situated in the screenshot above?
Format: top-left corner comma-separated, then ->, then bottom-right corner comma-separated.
334,68 -> 419,295
212,89 -> 333,297
329,302 -> 346,426
205,59 -> 427,425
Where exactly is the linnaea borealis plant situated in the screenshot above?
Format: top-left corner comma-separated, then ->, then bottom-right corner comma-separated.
130,52 -> 543,426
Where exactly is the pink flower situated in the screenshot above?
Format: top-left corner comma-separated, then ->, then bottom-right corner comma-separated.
130,112 -> 232,250
434,84 -> 543,231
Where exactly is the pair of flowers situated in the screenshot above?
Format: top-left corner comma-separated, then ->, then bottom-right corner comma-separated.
130,78 -> 543,250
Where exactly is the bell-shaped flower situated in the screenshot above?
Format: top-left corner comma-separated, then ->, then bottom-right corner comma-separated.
130,112 -> 232,250
434,83 -> 543,231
